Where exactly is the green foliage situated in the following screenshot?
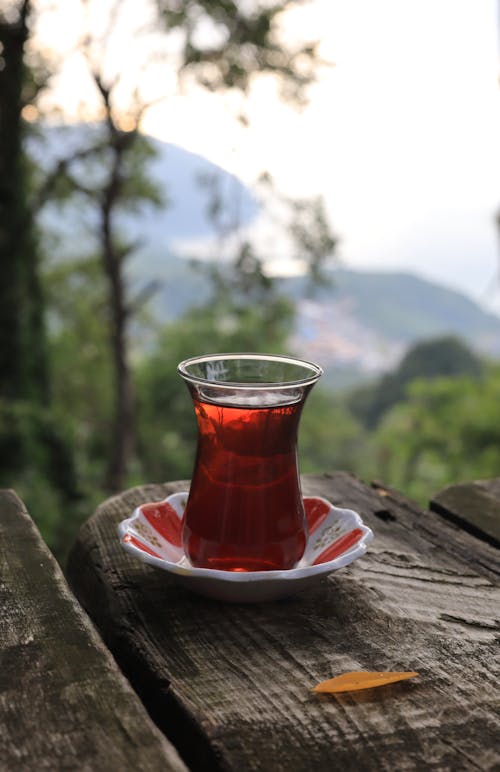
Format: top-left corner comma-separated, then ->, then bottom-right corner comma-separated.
0,398 -> 85,557
16,257 -> 500,556
358,364 -> 500,504
0,0 -> 49,404
288,196 -> 337,287
136,294 -> 295,482
5,0 -> 499,565
393,335 -> 483,380
157,0 -> 319,101
299,389 -> 365,474
348,336 -> 483,429
44,256 -> 113,439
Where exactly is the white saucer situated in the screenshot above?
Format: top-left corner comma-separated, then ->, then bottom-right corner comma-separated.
118,492 -> 373,602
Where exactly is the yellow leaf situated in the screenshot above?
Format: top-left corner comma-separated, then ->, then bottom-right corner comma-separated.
312,671 -> 419,693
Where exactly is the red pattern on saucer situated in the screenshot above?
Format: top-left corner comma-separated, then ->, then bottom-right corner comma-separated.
141,501 -> 182,547
118,491 -> 373,602
304,497 -> 333,535
312,528 -> 364,565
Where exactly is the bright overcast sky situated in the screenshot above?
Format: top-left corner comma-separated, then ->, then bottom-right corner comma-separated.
34,0 -> 500,311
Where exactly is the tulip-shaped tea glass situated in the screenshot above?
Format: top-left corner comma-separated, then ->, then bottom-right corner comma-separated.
178,353 -> 323,572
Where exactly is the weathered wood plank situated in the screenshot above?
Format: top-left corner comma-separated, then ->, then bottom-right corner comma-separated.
430,478 -> 500,547
0,489 -> 186,771
67,473 -> 500,772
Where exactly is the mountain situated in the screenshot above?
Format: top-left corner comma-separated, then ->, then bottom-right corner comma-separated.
297,269 -> 500,344
130,138 -> 259,243
286,268 -> 500,384
32,124 -> 259,247
30,124 -> 500,385
135,257 -> 500,385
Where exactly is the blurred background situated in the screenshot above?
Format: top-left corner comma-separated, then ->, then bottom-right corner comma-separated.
2,0 -> 500,562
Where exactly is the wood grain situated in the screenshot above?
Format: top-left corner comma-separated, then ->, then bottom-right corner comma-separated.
430,478 -> 500,547
67,473 -> 500,771
0,489 -> 186,771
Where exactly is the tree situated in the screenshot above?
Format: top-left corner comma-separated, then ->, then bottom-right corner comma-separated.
155,0 -> 320,100
366,366 -> 500,504
0,1 -> 86,558
3,0 -> 339,555
0,0 -> 48,403
37,0 -> 331,491
136,290 -> 295,482
63,111 -> 162,492
33,23 -> 165,491
298,388 -> 364,475
348,336 -> 483,429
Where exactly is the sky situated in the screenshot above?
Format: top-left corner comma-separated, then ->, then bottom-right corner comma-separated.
34,0 -> 500,313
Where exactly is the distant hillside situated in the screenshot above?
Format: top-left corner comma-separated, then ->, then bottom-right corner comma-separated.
31,123 -> 259,248
318,269 -> 500,344
133,257 -> 500,384
29,124 -> 500,386
287,268 -> 500,384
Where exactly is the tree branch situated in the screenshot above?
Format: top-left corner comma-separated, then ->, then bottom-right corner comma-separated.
128,279 -> 162,317
30,142 -> 108,212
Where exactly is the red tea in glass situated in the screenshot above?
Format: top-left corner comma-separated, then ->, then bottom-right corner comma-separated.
178,354 -> 323,572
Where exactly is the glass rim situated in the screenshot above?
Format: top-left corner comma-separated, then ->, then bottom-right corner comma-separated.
177,352 -> 323,389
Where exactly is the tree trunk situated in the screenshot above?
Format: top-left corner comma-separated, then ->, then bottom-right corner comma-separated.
101,141 -> 136,491
0,0 -> 49,404
104,252 -> 136,492
0,6 -> 24,399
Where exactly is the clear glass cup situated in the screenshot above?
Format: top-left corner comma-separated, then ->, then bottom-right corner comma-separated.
177,353 -> 323,571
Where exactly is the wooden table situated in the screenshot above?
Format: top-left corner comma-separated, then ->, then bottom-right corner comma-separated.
64,472 -> 500,771
0,490 -> 186,771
